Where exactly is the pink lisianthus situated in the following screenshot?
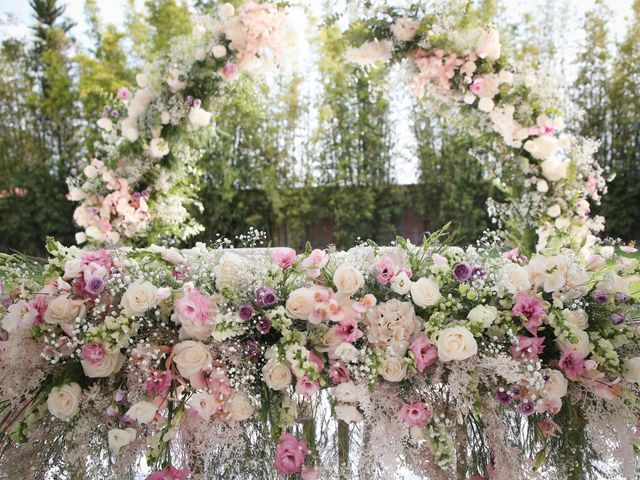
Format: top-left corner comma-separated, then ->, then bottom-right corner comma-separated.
272,247 -> 297,269
307,351 -> 325,373
81,343 -> 106,364
409,334 -> 438,373
509,335 -> 545,360
221,62 -> 239,81
512,291 -> 545,334
302,249 -> 328,278
559,350 -> 586,381
145,466 -> 190,480
146,369 -> 173,395
399,400 -> 432,428
373,257 -> 395,285
174,289 -> 211,325
295,375 -> 320,398
335,317 -> 363,343
328,361 -> 350,384
116,87 -> 132,101
274,433 -> 309,475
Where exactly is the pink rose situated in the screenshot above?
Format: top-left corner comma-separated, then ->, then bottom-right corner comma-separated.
295,375 -> 320,398
399,400 -> 432,428
145,466 -> 190,480
335,317 -> 363,343
272,247 -> 297,269
512,291 -> 545,334
409,334 -> 438,373
274,433 -> 308,475
81,343 -> 106,365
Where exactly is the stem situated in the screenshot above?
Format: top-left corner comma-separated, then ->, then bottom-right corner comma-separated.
337,419 -> 350,480
455,417 -> 468,479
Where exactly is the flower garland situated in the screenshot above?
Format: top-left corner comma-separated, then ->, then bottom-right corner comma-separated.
67,3 -> 607,254
0,228 -> 638,478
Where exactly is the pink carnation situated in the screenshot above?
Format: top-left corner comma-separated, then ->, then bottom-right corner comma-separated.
174,289 -> 211,325
509,335 -> 545,360
399,400 -> 432,428
274,433 -> 309,475
272,247 -> 297,269
146,369 -> 173,395
512,291 -> 545,334
409,334 -> 438,373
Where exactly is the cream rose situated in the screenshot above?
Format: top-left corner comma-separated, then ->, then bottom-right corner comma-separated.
44,294 -> 86,325
172,340 -> 212,378
380,356 -> 407,382
333,265 -> 364,296
564,309 -> 588,330
120,280 -> 158,317
126,400 -> 157,424
148,137 -> 169,159
335,404 -> 363,423
262,360 -> 292,390
391,17 -> 419,42
81,350 -> 125,378
543,370 -> 568,400
557,329 -> 590,357
333,381 -> 360,403
410,277 -> 441,308
108,428 -> 137,452
285,288 -> 315,320
624,357 -> 640,384
477,27 -> 501,61
227,392 -> 254,421
467,305 -> 498,328
540,156 -> 568,182
188,106 -> 212,127
121,117 -> 139,142
47,383 -> 81,421
335,342 -> 359,363
524,135 -> 559,161
437,326 -> 478,362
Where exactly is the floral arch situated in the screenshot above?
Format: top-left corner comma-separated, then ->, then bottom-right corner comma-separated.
0,2 -> 639,480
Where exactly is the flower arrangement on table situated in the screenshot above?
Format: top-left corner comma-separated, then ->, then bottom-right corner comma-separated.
0,228 -> 638,478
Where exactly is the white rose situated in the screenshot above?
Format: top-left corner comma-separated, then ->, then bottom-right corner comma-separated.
335,404 -> 363,423
212,45 -> 227,58
108,428 -> 137,452
547,204 -> 561,218
121,117 -> 139,142
127,89 -> 154,118
333,265 -> 364,296
437,326 -> 478,362
126,400 -> 157,424
557,329 -> 590,357
380,356 -> 407,382
220,3 -> 235,17
160,111 -> 171,124
47,383 -> 81,421
543,370 -> 568,400
262,360 -> 292,390
478,97 -> 494,112
524,136 -> 560,161
214,253 -> 243,288
97,117 -> 113,131
135,73 -> 149,88
44,294 -> 86,325
81,350 -> 125,378
410,277 -> 441,308
500,263 -> 531,294
285,288 -> 315,320
120,280 -> 158,317
624,357 -> 640,384
390,17 -> 419,42
333,381 -> 360,403
172,341 -> 212,378
226,392 -> 254,421
166,69 -> 186,92
467,305 -> 498,328
335,342 -> 359,363
477,27 -> 501,61
148,137 -> 169,159
188,106 -> 212,127
536,179 -> 549,193
540,157 -> 568,182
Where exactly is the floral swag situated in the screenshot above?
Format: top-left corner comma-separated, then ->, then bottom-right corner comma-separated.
0,2 -> 639,480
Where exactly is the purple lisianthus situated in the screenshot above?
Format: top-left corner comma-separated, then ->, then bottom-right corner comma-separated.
495,389 -> 512,405
120,415 -> 137,428
245,340 -> 261,359
238,304 -> 255,321
517,400 -> 536,416
611,313 -> 626,326
85,276 -> 105,296
114,389 -> 127,404
615,293 -> 629,304
256,287 -> 277,307
105,405 -> 119,420
256,316 -> 272,334
452,262 -> 472,282
592,290 -> 609,305
0,330 -> 8,342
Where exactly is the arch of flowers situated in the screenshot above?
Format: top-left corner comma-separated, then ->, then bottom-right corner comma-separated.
1,2 -> 639,480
